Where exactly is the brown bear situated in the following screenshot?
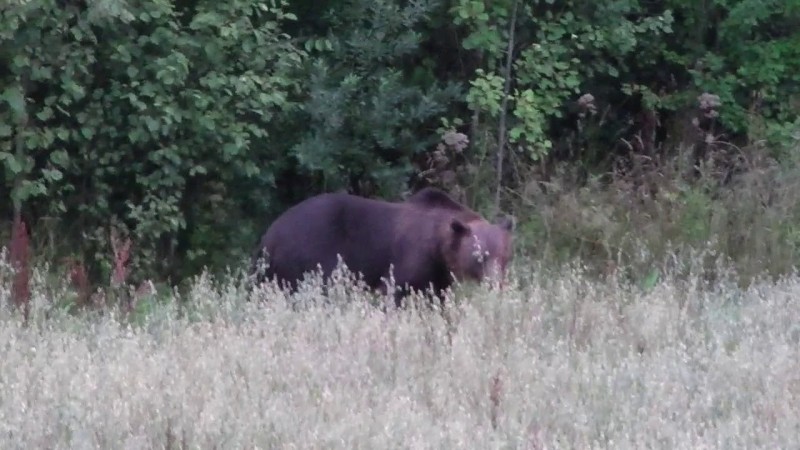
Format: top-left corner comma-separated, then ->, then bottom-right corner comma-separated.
249,187 -> 515,306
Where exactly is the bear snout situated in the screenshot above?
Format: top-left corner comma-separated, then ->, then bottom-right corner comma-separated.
483,258 -> 507,287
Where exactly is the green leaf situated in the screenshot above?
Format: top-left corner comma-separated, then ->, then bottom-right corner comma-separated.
11,54 -> 28,69
50,149 -> 70,168
42,168 -> 64,182
12,179 -> 47,202
189,165 -> 207,176
2,85 -> 26,117
144,117 -> 159,133
36,106 -> 54,121
3,154 -> 22,174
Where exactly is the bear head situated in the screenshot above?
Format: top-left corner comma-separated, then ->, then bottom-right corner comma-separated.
444,215 -> 515,287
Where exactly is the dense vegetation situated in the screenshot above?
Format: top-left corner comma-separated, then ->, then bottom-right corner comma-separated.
2,0 -> 799,298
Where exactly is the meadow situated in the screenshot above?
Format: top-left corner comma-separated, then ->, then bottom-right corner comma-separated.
2,1 -> 798,447
1,253 -> 798,449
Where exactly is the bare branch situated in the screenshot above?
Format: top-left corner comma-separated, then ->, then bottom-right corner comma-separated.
494,0 -> 520,215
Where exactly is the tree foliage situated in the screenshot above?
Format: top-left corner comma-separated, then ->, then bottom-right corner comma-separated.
1,0 -> 306,280
285,0 -> 463,198
1,0 -> 798,285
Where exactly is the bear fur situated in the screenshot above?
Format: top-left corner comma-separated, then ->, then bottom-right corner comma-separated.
249,187 -> 515,306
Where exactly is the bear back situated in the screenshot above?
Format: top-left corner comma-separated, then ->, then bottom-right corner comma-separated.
404,187 -> 481,219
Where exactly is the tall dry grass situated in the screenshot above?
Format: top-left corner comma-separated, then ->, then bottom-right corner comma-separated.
509,142 -> 800,285
1,253 -> 799,449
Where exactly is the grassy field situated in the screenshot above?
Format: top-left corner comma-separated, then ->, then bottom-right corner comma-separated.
1,257 -> 799,449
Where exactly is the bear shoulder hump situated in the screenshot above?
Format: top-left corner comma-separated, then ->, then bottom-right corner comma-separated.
405,187 -> 471,213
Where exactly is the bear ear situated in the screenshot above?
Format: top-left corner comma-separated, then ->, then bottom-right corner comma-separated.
496,215 -> 515,232
450,218 -> 470,236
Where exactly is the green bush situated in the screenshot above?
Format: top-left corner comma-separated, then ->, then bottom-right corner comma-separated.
1,0 -> 306,281
2,0 -> 799,286
285,0 -> 464,198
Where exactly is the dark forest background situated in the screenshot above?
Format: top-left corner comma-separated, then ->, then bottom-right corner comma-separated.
2,0 -> 799,294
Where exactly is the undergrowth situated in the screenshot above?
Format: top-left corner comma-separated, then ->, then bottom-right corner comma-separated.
507,142 -> 800,285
